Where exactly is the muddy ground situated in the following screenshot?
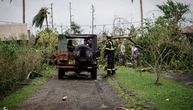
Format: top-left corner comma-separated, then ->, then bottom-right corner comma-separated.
164,72 -> 193,86
17,72 -> 125,110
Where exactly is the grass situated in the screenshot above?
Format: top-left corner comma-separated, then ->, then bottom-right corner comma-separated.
0,66 -> 55,108
107,66 -> 193,110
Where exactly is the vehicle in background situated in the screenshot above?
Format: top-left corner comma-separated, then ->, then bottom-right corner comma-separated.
53,34 -> 100,80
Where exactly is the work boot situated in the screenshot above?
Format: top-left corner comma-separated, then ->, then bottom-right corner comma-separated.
112,70 -> 116,76
107,70 -> 112,76
103,70 -> 111,78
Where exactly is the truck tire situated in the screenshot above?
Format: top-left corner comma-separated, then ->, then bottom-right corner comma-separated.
91,69 -> 97,80
58,68 -> 64,80
73,44 -> 92,63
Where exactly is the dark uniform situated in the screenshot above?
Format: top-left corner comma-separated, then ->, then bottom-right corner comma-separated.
67,40 -> 75,52
104,37 -> 115,76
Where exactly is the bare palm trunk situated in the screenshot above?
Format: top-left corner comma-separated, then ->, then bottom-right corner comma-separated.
45,14 -> 50,48
45,15 -> 48,29
22,0 -> 25,24
140,0 -> 143,34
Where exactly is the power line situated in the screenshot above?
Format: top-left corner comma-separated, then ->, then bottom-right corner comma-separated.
26,21 -> 141,28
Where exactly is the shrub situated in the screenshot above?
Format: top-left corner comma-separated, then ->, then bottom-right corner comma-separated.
0,41 -> 43,96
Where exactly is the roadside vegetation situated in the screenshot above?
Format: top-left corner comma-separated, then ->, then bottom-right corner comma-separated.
0,0 -> 193,109
0,41 -> 42,97
0,5 -> 59,108
0,67 -> 55,108
99,1 -> 193,109
0,28 -> 57,108
108,67 -> 193,110
99,0 -> 193,83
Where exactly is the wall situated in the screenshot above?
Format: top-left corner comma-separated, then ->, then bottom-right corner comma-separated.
0,24 -> 28,41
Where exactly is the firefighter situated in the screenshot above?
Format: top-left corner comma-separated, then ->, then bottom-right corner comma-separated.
104,34 -> 116,77
67,40 -> 75,52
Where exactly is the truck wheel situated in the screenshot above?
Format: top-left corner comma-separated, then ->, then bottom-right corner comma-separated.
58,68 -> 64,79
91,69 -> 97,80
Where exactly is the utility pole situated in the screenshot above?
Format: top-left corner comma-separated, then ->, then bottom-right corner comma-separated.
51,3 -> 54,30
102,24 -> 106,33
69,2 -> 72,30
91,4 -> 94,34
140,0 -> 143,35
60,24 -> 63,34
22,0 -> 25,24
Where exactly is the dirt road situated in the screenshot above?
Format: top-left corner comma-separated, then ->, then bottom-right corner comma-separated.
18,72 -> 125,110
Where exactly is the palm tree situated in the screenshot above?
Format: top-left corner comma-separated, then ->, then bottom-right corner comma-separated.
32,7 -> 49,29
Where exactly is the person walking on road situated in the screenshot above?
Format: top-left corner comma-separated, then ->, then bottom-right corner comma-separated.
104,34 -> 116,77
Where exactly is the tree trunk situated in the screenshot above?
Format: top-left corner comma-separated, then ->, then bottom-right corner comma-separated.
45,15 -> 48,29
22,0 -> 25,24
154,66 -> 160,85
45,14 -> 50,47
140,0 -> 143,35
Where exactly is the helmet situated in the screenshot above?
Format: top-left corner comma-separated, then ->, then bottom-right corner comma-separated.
107,33 -> 112,36
106,33 -> 112,39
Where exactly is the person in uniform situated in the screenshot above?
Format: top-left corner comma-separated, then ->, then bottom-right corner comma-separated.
104,34 -> 116,77
67,40 -> 75,52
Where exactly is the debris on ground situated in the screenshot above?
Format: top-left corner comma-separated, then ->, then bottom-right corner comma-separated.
3,107 -> 8,110
62,96 -> 68,101
117,106 -> 130,110
26,71 -> 43,79
101,104 -> 109,109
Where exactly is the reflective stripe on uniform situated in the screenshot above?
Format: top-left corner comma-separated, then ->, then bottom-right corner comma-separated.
107,68 -> 116,71
107,68 -> 112,71
105,40 -> 115,51
112,68 -> 116,70
105,48 -> 115,51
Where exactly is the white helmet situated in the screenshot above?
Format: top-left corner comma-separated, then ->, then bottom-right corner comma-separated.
107,33 -> 112,36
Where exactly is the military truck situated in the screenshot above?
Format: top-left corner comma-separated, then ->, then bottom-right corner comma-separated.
54,34 -> 100,80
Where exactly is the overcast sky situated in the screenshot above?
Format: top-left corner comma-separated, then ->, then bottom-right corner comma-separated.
0,0 -> 193,34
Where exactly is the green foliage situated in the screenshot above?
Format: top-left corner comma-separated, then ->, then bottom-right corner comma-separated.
135,1 -> 192,71
138,18 -> 193,71
64,21 -> 82,34
0,67 -> 55,108
0,41 -> 19,92
36,28 -> 58,47
109,67 -> 193,110
71,21 -> 81,34
157,0 -> 189,24
32,7 -> 48,29
0,41 -> 44,96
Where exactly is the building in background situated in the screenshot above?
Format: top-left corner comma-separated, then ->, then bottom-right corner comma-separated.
0,24 -> 29,41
